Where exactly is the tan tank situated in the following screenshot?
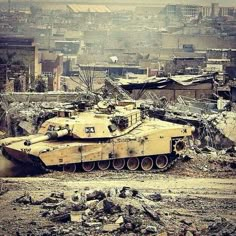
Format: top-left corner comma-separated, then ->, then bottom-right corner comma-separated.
0,101 -> 194,172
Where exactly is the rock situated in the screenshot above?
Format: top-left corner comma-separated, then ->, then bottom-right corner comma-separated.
14,194 -> 32,205
147,192 -> 162,202
96,200 -> 104,211
103,199 -> 121,214
86,190 -> 106,201
185,231 -> 193,236
119,187 -> 140,198
182,155 -> 192,162
115,216 -> 124,224
30,221 -> 36,225
125,223 -> 133,230
0,183 -> 8,196
83,222 -> 102,227
41,210 -> 50,217
180,219 -> 192,226
85,199 -> 99,209
42,201 -> 64,209
124,216 -> 142,229
158,232 -> 168,236
107,188 -> 117,197
201,146 -> 216,153
40,197 -> 60,204
49,212 -> 70,222
71,203 -> 87,211
146,225 -> 157,233
62,229 -> 70,234
50,192 -> 65,199
70,211 -> 83,223
84,208 -> 92,216
102,224 -> 120,232
126,205 -> 140,215
71,191 -> 80,202
142,205 -> 160,221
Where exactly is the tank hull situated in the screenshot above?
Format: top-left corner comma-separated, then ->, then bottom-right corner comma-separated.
1,119 -> 192,171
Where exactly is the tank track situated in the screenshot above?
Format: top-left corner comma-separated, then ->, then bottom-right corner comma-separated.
58,153 -> 180,173
154,154 -> 179,173
1,146 -> 180,174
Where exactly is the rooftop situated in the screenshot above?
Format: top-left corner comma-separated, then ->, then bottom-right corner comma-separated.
67,4 -> 111,13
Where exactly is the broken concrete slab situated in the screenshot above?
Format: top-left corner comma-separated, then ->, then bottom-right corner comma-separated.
102,223 -> 120,232
85,199 -> 99,209
83,222 -> 102,227
145,225 -> 158,233
115,216 -> 124,224
70,211 -> 83,223
142,205 -> 160,221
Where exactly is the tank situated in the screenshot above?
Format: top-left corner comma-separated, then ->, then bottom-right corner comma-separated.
0,100 -> 194,172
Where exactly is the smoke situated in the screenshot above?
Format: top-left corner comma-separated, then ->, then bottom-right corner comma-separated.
0,154 -> 43,177
0,155 -> 15,177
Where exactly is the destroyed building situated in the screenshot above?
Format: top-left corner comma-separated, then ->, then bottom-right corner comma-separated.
40,52 -> 64,91
0,36 -> 40,77
116,73 -> 218,101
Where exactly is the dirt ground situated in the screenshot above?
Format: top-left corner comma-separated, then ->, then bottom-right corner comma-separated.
0,152 -> 236,236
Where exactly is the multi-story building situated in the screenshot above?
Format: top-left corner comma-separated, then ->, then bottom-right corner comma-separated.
164,3 -> 235,18
0,36 -> 40,77
0,64 -> 28,92
40,51 -> 63,91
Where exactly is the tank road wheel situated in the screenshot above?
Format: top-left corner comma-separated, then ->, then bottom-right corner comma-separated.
82,162 -> 95,172
127,157 -> 139,171
63,163 -> 77,173
112,159 -> 125,170
155,155 -> 169,169
141,157 -> 153,171
98,160 -> 110,171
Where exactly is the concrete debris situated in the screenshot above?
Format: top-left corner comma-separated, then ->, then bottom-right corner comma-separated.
83,221 -> 103,227
102,223 -> 120,232
142,205 -> 160,221
49,212 -> 70,222
207,218 -> 236,235
145,225 -> 158,233
103,199 -> 121,214
85,199 -> 99,208
4,178 -> 236,236
147,192 -> 162,202
14,193 -> 32,205
86,190 -> 106,201
119,186 -> 140,198
115,216 -> 124,224
147,103 -> 236,149
0,93 -> 99,137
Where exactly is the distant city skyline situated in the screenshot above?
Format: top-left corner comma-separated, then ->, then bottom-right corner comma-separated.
0,0 -> 235,6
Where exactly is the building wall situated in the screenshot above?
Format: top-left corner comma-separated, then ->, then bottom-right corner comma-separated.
0,64 -> 28,93
0,45 -> 39,77
132,87 -> 213,102
41,53 -> 63,91
160,34 -> 236,50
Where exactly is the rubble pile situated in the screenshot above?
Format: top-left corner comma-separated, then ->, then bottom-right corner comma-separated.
0,102 -> 60,136
146,98 -> 236,149
8,187 -> 236,236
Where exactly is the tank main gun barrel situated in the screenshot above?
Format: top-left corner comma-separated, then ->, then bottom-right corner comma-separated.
24,129 -> 69,146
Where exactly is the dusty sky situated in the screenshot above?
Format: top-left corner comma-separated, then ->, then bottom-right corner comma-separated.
0,0 -> 235,7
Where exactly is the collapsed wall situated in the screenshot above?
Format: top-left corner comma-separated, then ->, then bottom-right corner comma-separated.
208,112 -> 236,144
147,104 -> 236,149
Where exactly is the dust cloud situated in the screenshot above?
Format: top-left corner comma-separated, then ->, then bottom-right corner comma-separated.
0,155 -> 15,177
